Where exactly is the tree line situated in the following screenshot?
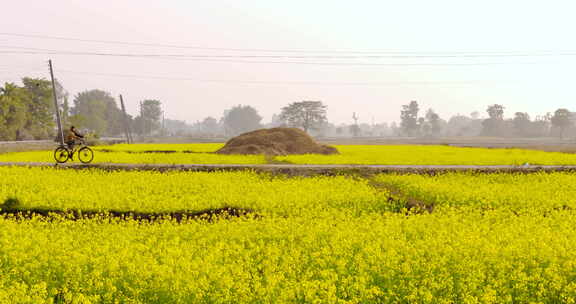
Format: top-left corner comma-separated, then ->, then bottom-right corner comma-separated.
2,76 -> 575,141
397,101 -> 575,139
1,77 -> 330,141
0,78 -> 163,141
0,78 -> 57,140
188,101 -> 576,139
174,101 -> 329,138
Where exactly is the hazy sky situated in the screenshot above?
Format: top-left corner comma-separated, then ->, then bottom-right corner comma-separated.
1,0 -> 576,124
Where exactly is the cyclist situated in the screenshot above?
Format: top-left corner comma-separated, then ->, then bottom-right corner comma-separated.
65,126 -> 84,151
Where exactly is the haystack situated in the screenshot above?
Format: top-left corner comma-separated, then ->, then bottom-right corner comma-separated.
216,128 -> 338,156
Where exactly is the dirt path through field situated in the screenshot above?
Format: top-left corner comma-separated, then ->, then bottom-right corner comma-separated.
2,162 -> 576,175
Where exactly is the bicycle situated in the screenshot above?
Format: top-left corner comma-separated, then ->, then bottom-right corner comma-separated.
53,139 -> 94,164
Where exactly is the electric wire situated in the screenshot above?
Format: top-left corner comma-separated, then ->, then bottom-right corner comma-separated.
1,45 -> 576,59
1,32 -> 575,55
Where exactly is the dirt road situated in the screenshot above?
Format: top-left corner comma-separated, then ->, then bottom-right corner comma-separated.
1,162 -> 576,175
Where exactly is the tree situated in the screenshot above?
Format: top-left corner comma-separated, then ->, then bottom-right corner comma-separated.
400,101 -> 419,136
132,116 -> 146,136
447,115 -> 472,136
52,79 -> 69,126
21,78 -> 55,139
0,78 -> 63,140
71,90 -> 124,136
512,112 -> 531,137
481,104 -> 506,136
61,98 -> 70,127
417,117 -> 426,136
278,101 -> 327,133
335,126 -> 344,136
135,99 -> 162,136
0,83 -> 28,140
390,122 -> 400,136
222,105 -> 262,136
349,124 -> 361,137
551,108 -> 572,139
487,104 -> 504,120
200,117 -> 220,134
163,119 -> 190,136
424,109 -> 442,137
445,114 -> 483,137
372,122 -> 390,137
531,114 -> 551,137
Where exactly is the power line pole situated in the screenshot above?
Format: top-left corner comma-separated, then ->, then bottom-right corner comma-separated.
139,101 -> 144,136
119,94 -> 133,144
162,110 -> 166,135
48,59 -> 64,146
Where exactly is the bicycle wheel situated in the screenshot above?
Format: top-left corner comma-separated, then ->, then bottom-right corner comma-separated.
78,146 -> 94,164
54,147 -> 70,163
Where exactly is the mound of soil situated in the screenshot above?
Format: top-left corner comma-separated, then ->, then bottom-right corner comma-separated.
216,128 -> 338,156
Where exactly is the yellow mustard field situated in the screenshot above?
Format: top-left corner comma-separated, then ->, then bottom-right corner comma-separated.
278,145 -> 576,165
92,143 -> 224,153
375,172 -> 576,213
3,143 -> 576,165
0,167 -> 385,215
2,166 -> 576,302
1,209 -> 576,303
0,150 -> 267,164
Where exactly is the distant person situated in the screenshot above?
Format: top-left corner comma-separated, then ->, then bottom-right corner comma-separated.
65,126 -> 84,150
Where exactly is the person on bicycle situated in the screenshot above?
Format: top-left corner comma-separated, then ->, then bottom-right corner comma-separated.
65,126 -> 84,150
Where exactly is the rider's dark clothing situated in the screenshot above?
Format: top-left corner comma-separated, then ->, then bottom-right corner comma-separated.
65,129 -> 84,148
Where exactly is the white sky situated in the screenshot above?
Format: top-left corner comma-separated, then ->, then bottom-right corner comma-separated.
1,0 -> 576,124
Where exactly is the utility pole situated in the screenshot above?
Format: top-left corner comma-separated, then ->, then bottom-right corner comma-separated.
139,101 -> 144,136
48,59 -> 64,146
162,110 -> 166,136
119,94 -> 133,144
